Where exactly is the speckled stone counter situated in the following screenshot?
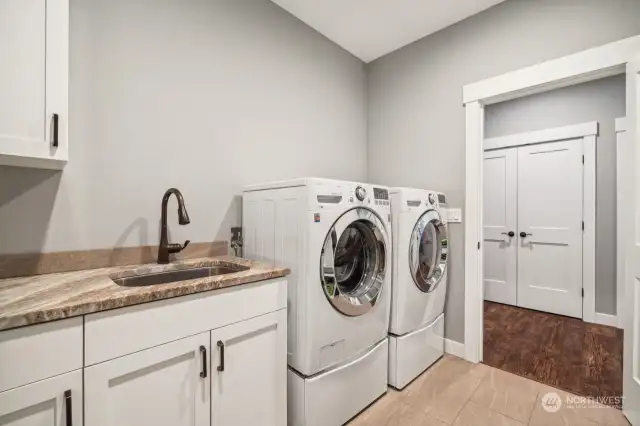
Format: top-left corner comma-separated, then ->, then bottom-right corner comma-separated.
0,256 -> 289,331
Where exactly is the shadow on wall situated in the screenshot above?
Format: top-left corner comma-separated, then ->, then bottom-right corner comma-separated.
111,217 -> 151,264
107,192 -> 241,259
0,166 -> 62,272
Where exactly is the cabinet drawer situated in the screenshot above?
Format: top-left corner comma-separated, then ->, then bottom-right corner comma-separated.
0,317 -> 83,392
85,278 -> 287,365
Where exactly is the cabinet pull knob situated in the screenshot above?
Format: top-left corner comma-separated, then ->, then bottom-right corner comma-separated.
501,231 -> 515,237
199,345 -> 207,378
64,389 -> 72,426
520,232 -> 532,238
52,114 -> 59,147
217,340 -> 225,372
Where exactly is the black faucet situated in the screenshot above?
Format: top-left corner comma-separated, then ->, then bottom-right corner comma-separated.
158,188 -> 191,264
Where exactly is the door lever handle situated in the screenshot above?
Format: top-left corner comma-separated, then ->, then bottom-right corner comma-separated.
520,232 -> 532,238
501,231 -> 515,237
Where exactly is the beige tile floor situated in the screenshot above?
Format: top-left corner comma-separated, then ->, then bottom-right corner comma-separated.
348,355 -> 630,426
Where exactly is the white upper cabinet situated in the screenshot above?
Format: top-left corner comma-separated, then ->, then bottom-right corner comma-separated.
0,0 -> 68,170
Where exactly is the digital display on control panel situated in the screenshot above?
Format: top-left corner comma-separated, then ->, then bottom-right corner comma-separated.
437,194 -> 446,204
373,188 -> 389,200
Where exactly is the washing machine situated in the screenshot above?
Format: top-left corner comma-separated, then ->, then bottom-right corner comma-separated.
388,188 -> 449,390
243,178 -> 392,426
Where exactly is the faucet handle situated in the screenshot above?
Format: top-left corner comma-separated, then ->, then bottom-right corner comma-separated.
166,240 -> 191,254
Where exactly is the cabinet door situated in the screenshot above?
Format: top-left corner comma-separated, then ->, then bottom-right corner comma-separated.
0,0 -> 68,169
0,369 -> 82,426
85,332 -> 210,426
516,139 -> 584,318
211,310 -> 287,426
483,148 -> 518,305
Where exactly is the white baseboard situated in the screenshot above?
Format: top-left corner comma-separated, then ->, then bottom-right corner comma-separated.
444,338 -> 465,358
593,313 -> 618,328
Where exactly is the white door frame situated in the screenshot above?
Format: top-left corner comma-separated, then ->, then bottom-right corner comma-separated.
616,117 -> 629,330
463,34 -> 640,365
484,121 -> 597,321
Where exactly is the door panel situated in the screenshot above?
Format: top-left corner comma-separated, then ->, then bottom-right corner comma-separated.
0,0 -> 46,143
516,139 -> 583,318
211,310 -> 287,426
622,56 -> 640,426
84,333 -> 210,426
0,369 -> 82,426
483,148 -> 518,305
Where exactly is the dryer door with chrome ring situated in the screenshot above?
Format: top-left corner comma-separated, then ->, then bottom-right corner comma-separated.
409,210 -> 448,293
320,208 -> 388,317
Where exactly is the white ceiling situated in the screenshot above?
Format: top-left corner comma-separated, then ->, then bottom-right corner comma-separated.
271,0 -> 506,62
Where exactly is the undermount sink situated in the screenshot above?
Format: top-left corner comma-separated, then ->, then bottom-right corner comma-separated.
112,265 -> 248,287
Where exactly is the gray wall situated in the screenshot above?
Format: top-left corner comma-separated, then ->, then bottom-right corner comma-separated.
367,0 -> 640,343
485,75 -> 626,316
0,0 -> 367,254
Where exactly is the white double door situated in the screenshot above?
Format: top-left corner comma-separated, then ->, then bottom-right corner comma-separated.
483,138 -> 584,318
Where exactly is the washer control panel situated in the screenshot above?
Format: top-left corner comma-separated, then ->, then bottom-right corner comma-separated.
373,187 -> 389,207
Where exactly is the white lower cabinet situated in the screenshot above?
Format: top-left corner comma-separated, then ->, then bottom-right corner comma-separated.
84,332 -> 211,426
0,369 -> 82,426
211,310 -> 287,426
0,279 -> 288,426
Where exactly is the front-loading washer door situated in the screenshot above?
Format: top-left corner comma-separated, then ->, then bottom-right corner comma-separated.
409,210 -> 448,293
320,208 -> 388,317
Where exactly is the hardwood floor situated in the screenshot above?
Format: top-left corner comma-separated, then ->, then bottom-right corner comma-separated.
483,301 -> 623,406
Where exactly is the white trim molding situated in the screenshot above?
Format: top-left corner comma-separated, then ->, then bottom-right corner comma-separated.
464,101 -> 484,364
484,121 -> 598,151
462,35 -> 639,367
583,134 -> 597,324
594,313 -> 619,328
463,35 -> 640,105
616,117 -> 628,132
444,339 -> 465,359
615,117 -> 629,329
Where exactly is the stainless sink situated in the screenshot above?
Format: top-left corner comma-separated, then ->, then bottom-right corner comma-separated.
112,265 -> 248,287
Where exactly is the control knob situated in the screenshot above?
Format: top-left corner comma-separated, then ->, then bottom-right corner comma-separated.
428,193 -> 436,204
355,186 -> 366,201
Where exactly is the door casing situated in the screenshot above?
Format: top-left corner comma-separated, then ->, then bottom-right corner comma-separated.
463,35 -> 640,423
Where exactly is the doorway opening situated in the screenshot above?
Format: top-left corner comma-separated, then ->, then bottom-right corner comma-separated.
479,75 -> 625,404
460,35 -> 640,421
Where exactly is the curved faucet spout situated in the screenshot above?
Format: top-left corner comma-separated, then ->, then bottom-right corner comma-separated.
158,188 -> 191,264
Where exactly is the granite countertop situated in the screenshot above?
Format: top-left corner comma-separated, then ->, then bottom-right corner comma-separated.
0,256 -> 289,332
